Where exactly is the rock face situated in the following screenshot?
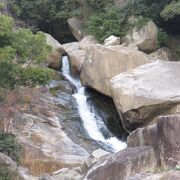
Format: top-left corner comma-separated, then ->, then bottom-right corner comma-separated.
45,33 -> 64,70
84,146 -> 157,180
0,153 -> 17,171
158,115 -> 180,168
80,44 -> 149,96
103,35 -> 120,46
68,18 -> 84,41
149,47 -> 177,61
79,36 -> 97,50
63,42 -> 85,76
123,21 -> 158,53
129,170 -> 180,180
0,84 -> 90,177
128,115 -> 180,169
127,124 -> 158,148
111,60 -> 180,132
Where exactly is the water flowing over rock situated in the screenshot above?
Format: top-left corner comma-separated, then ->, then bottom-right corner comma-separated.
111,60 -> 180,132
63,42 -> 85,76
45,33 -> 64,70
103,35 -> 121,46
80,44 -> 149,96
123,21 -> 158,53
68,18 -> 84,41
0,85 -> 90,177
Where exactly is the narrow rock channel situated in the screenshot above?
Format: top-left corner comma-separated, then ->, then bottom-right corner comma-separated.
61,55 -> 127,152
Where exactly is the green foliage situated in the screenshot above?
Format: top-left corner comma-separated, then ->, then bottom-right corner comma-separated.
157,28 -> 168,47
135,17 -> 151,28
11,28 -> 51,64
86,0 -> 113,11
8,0 -> 80,42
0,132 -> 21,163
0,46 -> 16,62
0,60 -> 20,89
86,5 -> 126,42
160,0 -> 180,20
0,3 -> 6,10
20,67 -> 54,87
0,163 -> 19,180
0,15 -> 13,46
129,0 -> 172,24
0,14 -> 53,90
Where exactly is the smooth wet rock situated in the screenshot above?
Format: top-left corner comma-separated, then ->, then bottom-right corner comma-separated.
45,33 -> 64,70
84,146 -> 157,180
111,60 -> 180,132
104,35 -> 121,46
79,35 -> 97,50
149,47 -> 177,61
81,44 -> 149,96
68,18 -> 84,41
123,21 -> 158,53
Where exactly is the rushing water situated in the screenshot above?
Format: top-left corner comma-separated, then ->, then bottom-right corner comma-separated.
61,56 -> 127,152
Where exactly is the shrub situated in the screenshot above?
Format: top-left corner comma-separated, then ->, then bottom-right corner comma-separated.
11,28 -> 51,64
0,15 -> 14,46
160,0 -> 180,20
86,5 -> 126,42
19,67 -> 54,87
0,132 -> 21,163
0,3 -> 6,10
157,28 -> 168,47
0,60 -> 21,89
0,46 -> 16,62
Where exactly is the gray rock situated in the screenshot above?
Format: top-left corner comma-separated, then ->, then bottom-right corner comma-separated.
111,60 -> 180,132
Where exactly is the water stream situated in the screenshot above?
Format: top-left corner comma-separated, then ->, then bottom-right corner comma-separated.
61,56 -> 127,152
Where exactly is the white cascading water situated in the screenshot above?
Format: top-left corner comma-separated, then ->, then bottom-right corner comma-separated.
62,56 -> 127,152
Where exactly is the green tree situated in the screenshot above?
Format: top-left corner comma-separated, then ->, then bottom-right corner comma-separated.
11,28 -> 51,64
0,15 -> 14,46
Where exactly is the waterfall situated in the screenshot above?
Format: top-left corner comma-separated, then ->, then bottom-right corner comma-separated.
61,56 -> 126,152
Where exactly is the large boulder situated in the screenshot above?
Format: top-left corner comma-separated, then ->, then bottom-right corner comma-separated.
149,47 -> 177,61
123,21 -> 158,53
45,33 -> 64,70
158,115 -> 180,168
68,50 -> 86,76
111,60 -> 180,132
79,36 -> 97,50
128,115 -> 180,169
103,35 -> 120,46
68,18 -> 84,41
62,42 -> 86,76
84,146 -> 157,180
80,44 -> 149,96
